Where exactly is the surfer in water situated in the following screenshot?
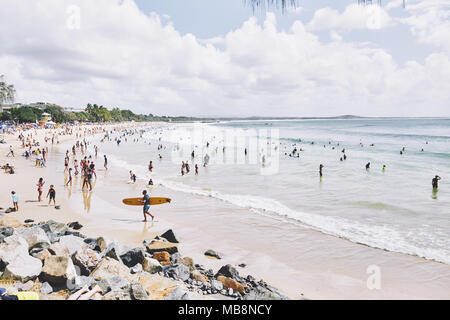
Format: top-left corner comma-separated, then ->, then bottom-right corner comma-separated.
432,175 -> 441,190
142,190 -> 154,222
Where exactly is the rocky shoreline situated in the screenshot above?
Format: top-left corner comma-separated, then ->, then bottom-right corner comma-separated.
0,217 -> 290,300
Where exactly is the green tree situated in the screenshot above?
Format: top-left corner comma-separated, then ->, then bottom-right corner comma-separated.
0,75 -> 16,105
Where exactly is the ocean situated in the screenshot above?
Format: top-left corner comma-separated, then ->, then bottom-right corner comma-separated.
88,118 -> 450,265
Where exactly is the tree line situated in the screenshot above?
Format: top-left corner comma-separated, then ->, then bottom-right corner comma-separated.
0,103 -> 200,124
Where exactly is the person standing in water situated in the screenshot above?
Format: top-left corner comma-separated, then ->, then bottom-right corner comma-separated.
66,168 -> 73,186
432,176 -> 441,189
104,155 -> 108,170
142,190 -> 154,222
319,164 -> 324,178
382,165 -> 386,173
366,162 -> 371,170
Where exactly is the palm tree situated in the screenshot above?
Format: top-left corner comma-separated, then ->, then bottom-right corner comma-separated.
0,75 -> 16,105
247,0 -> 298,12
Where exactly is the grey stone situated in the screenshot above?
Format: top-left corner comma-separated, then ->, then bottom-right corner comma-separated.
163,264 -> 190,282
130,263 -> 143,274
204,249 -> 223,259
16,226 -> 50,250
130,283 -> 148,300
67,276 -> 95,293
142,257 -> 162,274
72,247 -> 101,275
215,264 -> 243,283
160,229 -> 179,243
120,247 -> 145,268
164,286 -> 192,300
68,221 -> 83,230
40,282 -> 53,294
211,280 -> 224,291
2,254 -> 42,282
58,235 -> 85,255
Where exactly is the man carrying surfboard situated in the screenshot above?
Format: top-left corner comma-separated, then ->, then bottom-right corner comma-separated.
142,190 -> 154,222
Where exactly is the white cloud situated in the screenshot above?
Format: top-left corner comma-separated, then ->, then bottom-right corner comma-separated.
0,0 -> 449,117
307,4 -> 395,31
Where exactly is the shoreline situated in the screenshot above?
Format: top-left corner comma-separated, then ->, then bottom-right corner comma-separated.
1,122 -> 450,300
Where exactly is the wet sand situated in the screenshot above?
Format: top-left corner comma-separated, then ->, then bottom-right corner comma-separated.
1,124 -> 450,300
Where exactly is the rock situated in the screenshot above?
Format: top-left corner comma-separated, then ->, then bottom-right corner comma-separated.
24,219 -> 34,224
40,282 -> 53,294
243,283 -> 290,300
170,252 -> 181,263
64,231 -> 85,238
102,243 -> 122,262
68,221 -> 83,230
145,240 -> 178,255
176,257 -> 195,272
152,251 -> 171,266
48,242 -> 70,257
0,217 -> 23,228
0,234 -> 30,269
14,280 -> 35,291
164,286 -> 192,300
58,235 -> 85,255
137,273 -> 179,300
159,229 -> 179,243
163,264 -> 190,282
191,270 -> 208,283
31,248 -> 51,261
2,254 -> 42,282
211,279 -> 224,291
97,236 -> 114,252
40,255 -> 77,285
102,288 -> 132,300
67,276 -> 95,293
217,276 -> 247,294
39,220 -> 68,235
130,263 -> 143,274
130,282 -> 148,300
120,248 -> 145,268
16,226 -> 50,250
0,227 -> 14,243
215,264 -> 243,283
204,249 -> 223,259
238,264 -> 247,268
72,247 -> 101,276
90,257 -> 133,282
100,276 -> 130,292
83,238 -> 101,251
142,258 -> 162,274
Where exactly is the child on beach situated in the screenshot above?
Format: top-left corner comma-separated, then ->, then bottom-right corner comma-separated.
47,185 -> 56,206
11,191 -> 18,212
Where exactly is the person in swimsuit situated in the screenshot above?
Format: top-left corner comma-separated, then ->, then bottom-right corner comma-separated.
66,168 -> 73,186
432,176 -> 441,190
104,155 -> 108,170
47,185 -> 56,206
37,178 -> 45,202
142,190 -> 154,222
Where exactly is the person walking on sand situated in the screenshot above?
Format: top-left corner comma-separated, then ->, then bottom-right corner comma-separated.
47,185 -> 56,206
66,168 -> 73,187
11,191 -> 19,212
37,178 -> 45,202
6,146 -> 14,157
142,190 -> 154,222
148,161 -> 153,173
195,164 -> 199,175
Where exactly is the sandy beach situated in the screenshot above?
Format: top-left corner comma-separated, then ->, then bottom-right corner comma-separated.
1,122 -> 449,300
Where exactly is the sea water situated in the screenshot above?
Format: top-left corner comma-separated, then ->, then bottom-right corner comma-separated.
92,118 -> 450,265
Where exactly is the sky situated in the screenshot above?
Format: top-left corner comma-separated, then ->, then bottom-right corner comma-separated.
0,0 -> 449,117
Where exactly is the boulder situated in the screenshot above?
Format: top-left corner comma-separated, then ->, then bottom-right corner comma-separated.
120,248 -> 145,268
48,242 -> 70,257
67,276 -> 95,293
191,270 -> 208,283
243,284 -> 290,300
84,238 -> 101,252
31,248 -> 51,261
2,254 -> 42,282
164,286 -> 192,300
164,264 -> 190,282
159,229 -> 179,243
40,255 -> 77,285
72,247 -> 101,276
130,282 -> 148,300
39,220 -> 68,235
102,288 -> 132,300
130,263 -> 143,274
216,276 -> 247,294
90,257 -> 133,282
64,231 -> 85,238
68,222 -> 83,230
145,240 -> 178,255
176,257 -> 195,272
204,249 -> 223,259
97,276 -> 130,293
0,217 -> 23,228
16,226 -> 50,250
142,257 -> 162,274
40,282 -> 53,294
97,236 -> 114,252
58,235 -> 85,255
215,264 -> 243,283
24,219 -> 35,224
0,227 -> 14,242
0,234 -> 30,269
138,273 -> 179,300
211,279 -> 224,292
170,252 -> 181,263
153,251 -> 171,266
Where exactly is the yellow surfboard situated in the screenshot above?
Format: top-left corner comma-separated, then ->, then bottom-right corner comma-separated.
122,197 -> 171,206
